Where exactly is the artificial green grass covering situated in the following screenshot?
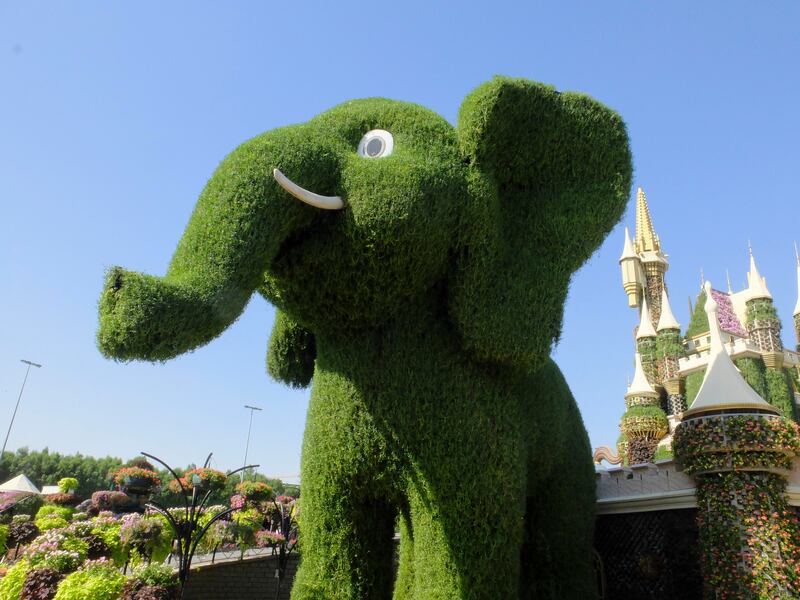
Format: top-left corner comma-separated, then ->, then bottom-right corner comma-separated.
96,76 -> 632,598
685,290 -> 708,338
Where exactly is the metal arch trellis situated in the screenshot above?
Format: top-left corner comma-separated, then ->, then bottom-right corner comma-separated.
141,451 -> 258,599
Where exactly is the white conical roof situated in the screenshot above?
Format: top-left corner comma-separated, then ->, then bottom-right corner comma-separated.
636,295 -> 657,339
0,474 -> 40,494
619,227 -> 637,261
625,352 -> 658,399
684,282 -> 778,417
746,246 -> 772,301
657,287 -> 680,331
794,244 -> 800,316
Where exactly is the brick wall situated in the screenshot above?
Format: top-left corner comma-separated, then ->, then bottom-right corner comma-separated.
182,553 -> 300,600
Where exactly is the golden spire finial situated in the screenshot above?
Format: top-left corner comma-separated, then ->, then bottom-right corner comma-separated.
634,187 -> 660,253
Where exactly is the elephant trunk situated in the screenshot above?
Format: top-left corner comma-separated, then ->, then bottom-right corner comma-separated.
97,129 -> 332,361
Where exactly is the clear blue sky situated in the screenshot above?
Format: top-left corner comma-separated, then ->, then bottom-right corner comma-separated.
1,2 -> 799,480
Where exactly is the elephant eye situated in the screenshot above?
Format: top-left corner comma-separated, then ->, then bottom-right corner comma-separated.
357,129 -> 394,159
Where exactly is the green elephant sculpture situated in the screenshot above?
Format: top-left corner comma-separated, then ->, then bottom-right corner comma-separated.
98,76 -> 631,599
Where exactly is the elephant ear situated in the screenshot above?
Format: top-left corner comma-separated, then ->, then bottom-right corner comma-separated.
450,76 -> 632,368
267,309 -> 316,388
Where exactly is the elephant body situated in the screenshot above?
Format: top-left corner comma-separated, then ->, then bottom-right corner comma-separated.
287,295 -> 596,598
97,77 -> 632,599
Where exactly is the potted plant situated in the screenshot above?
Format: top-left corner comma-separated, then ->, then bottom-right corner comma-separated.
113,467 -> 161,495
168,468 -> 227,493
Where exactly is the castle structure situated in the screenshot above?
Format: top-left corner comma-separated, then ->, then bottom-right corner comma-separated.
612,187 -> 800,465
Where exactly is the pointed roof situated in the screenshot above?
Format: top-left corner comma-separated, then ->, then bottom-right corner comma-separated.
746,245 -> 772,301
619,227 -> 637,261
625,352 -> 658,399
683,282 -> 779,417
657,287 -> 680,331
685,287 -> 709,337
794,243 -> 800,316
636,294 -> 657,339
0,473 -> 40,494
634,187 -> 661,254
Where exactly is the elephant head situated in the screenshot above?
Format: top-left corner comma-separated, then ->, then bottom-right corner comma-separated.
98,77 -> 631,381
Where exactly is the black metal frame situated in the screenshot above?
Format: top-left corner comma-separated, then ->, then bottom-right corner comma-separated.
141,451 -> 258,599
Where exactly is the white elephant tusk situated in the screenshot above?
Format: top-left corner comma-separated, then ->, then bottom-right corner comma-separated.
273,168 -> 344,210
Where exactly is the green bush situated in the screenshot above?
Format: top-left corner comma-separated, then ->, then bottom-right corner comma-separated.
36,506 -> 73,522
0,523 -> 8,554
58,478 -> 79,493
130,563 -> 177,589
52,561 -> 125,600
36,516 -> 69,532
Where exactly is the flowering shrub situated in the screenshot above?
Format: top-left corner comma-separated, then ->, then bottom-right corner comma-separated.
20,566 -> 63,600
119,515 -> 169,561
57,479 -> 79,494
235,481 -> 273,504
229,494 -> 245,510
129,564 -> 177,590
22,530 -> 88,567
167,468 -> 226,493
38,550 -> 82,574
255,529 -> 285,547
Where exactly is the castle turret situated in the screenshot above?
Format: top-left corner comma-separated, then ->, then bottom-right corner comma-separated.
674,282 -> 800,597
620,353 -> 668,464
656,287 -> 685,414
634,188 -> 668,326
635,294 -> 658,386
745,246 -> 783,367
619,227 -> 642,308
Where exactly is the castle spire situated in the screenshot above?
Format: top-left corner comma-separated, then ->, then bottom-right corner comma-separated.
636,294 -> 657,339
625,352 -> 658,399
634,187 -> 661,254
746,244 -> 772,300
684,282 -> 778,417
657,287 -> 681,331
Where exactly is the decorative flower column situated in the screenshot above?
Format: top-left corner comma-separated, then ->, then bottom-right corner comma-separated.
656,287 -> 685,415
620,353 -> 669,464
674,282 -> 800,598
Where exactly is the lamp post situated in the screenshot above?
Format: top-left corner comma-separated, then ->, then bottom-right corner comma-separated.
241,404 -> 262,482
1,359 -> 42,461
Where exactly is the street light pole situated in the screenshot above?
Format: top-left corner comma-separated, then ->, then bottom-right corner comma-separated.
1,359 -> 42,461
241,404 -> 262,482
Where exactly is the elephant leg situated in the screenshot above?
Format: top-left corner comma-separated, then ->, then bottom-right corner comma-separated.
519,370 -> 597,599
291,382 -> 401,600
399,467 -> 525,599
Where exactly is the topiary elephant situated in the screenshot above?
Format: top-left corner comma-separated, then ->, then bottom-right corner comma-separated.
97,76 -> 632,599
